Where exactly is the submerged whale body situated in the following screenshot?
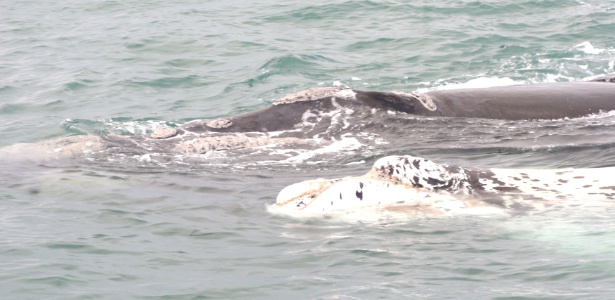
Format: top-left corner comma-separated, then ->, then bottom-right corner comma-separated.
269,155 -> 615,219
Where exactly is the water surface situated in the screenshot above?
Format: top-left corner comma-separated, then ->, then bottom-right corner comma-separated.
2,0 -> 615,298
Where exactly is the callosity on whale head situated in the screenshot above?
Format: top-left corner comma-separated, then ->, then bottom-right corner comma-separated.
268,156 -> 499,219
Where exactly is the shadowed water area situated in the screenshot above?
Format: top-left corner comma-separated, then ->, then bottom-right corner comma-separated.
2,0 -> 615,299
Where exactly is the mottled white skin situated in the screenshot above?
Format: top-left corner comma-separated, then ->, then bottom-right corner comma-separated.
0,135 -> 103,162
172,134 -> 319,154
269,155 -> 615,219
272,176 -> 481,220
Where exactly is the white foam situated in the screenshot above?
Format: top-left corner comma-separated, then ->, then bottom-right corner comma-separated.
416,76 -> 522,93
280,136 -> 363,164
334,89 -> 357,101
573,41 -> 605,55
101,119 -> 174,136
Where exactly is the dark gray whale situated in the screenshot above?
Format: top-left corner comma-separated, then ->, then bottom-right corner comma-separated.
94,75 -> 615,156
174,75 -> 615,137
417,80 -> 615,120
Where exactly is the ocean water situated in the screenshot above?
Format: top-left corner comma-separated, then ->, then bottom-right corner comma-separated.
2,0 -> 615,299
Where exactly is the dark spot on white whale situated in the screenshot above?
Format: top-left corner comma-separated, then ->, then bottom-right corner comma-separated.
412,159 -> 421,169
412,176 -> 423,188
427,177 -> 446,186
481,171 -> 516,190
509,202 -> 530,211
599,186 -> 615,190
356,190 -> 363,200
386,165 -> 394,176
493,186 -> 520,192
483,198 -> 506,207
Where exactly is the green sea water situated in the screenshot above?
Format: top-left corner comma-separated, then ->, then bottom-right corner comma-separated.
2,0 -> 615,299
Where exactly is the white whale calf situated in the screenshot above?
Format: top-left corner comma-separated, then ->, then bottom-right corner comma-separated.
269,155 -> 615,219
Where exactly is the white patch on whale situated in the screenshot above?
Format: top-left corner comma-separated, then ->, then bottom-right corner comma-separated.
273,87 -> 356,105
0,135 -> 104,162
172,134 -> 317,154
206,118 -> 232,129
151,127 -> 178,139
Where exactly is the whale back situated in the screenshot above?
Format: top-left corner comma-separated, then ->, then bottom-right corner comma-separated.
426,81 -> 615,120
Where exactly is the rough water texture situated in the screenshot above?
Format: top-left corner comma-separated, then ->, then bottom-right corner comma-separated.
2,0 -> 615,299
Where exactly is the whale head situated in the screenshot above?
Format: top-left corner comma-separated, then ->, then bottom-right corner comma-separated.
268,156 -> 479,219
